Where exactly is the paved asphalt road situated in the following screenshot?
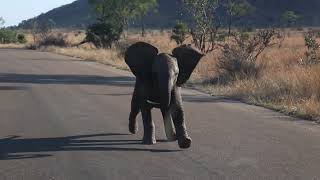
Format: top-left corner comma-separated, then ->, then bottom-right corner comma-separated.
0,49 -> 320,180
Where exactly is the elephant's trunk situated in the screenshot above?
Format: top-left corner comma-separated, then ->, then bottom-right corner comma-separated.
158,75 -> 172,109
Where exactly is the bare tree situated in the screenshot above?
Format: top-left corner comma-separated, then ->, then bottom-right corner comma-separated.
217,29 -> 282,82
30,19 -> 55,46
302,31 -> 320,65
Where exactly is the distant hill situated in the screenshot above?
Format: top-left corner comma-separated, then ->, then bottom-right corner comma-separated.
17,0 -> 320,29
18,0 -> 94,29
17,0 -> 184,29
246,0 -> 320,26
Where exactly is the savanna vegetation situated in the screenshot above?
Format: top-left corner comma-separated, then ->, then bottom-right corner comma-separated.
1,0 -> 320,121
0,17 -> 27,45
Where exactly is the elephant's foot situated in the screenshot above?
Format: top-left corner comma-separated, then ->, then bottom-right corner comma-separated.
142,137 -> 156,145
178,136 -> 192,149
129,120 -> 138,134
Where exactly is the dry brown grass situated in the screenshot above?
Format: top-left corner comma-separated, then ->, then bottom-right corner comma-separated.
201,33 -> 320,121
34,29 -> 320,121
209,65 -> 320,120
0,43 -> 25,49
41,46 -> 128,70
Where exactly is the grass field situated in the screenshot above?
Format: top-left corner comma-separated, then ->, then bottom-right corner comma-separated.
4,29 -> 320,121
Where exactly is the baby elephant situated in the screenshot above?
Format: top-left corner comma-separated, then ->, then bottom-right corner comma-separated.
125,42 -> 204,149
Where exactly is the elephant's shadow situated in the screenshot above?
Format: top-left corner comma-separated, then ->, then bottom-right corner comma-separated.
0,133 -> 181,160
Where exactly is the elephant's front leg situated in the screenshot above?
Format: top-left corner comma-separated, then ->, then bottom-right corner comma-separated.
161,108 -> 177,142
171,88 -> 192,149
129,84 -> 140,134
141,106 -> 156,144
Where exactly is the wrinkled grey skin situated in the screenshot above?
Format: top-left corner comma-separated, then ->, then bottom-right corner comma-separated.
125,42 -> 204,149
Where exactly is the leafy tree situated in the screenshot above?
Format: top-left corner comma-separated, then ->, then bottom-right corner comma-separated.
89,0 -> 122,24
0,17 -> 5,28
182,0 -> 220,53
85,22 -> 123,48
0,23 -> 27,44
281,11 -> 300,27
88,0 -> 125,47
133,0 -> 157,37
88,0 -> 157,36
171,21 -> 189,45
223,0 -> 253,36
0,29 -> 17,44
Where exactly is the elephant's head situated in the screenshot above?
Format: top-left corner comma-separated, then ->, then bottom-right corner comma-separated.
125,42 -> 204,108
151,53 -> 179,108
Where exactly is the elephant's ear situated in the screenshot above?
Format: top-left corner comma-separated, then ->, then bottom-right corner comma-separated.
172,45 -> 204,86
125,42 -> 159,83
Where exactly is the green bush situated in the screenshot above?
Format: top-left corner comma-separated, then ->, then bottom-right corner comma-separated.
0,29 -> 28,44
85,22 -> 123,48
0,29 -> 17,44
171,21 -> 189,45
17,34 -> 27,44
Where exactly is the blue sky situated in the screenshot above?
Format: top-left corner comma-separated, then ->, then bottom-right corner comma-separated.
0,0 -> 76,27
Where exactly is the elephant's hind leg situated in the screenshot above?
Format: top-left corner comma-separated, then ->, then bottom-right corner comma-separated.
129,87 -> 140,134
